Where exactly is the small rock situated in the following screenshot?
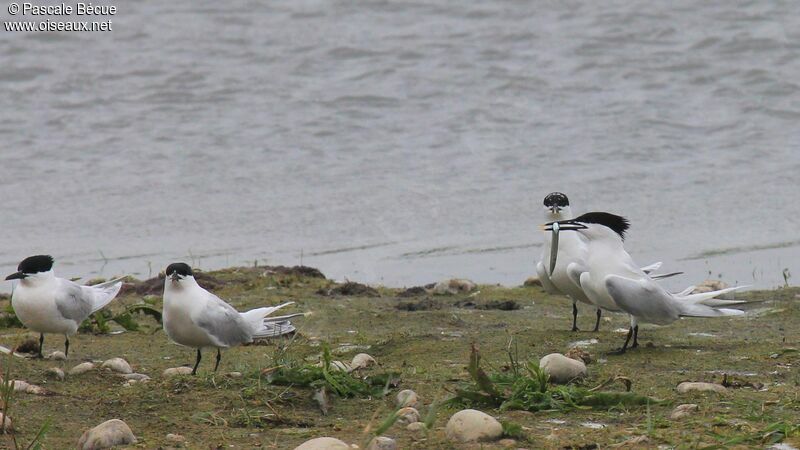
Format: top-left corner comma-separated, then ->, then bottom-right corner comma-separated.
406,422 -> 426,433
396,389 -> 419,408
539,353 -> 587,384
47,351 -> 67,361
163,367 -> 193,377
366,436 -> 397,450
432,278 -> 477,295
445,409 -> 503,443
670,404 -> 699,420
45,367 -> 65,381
676,382 -> 728,395
0,412 -> 12,432
69,362 -> 95,375
498,438 -> 517,448
350,353 -> 376,370
101,358 -> 132,374
122,373 -> 150,381
225,371 -> 242,378
396,407 -> 420,426
692,280 -> 734,299
166,433 -> 186,443
77,419 -> 137,450
523,276 -> 542,287
293,437 -> 351,450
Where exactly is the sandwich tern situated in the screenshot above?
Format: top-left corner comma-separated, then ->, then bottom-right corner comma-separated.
5,255 -> 123,358
544,212 -> 746,353
162,262 -> 301,374
536,193 -> 680,332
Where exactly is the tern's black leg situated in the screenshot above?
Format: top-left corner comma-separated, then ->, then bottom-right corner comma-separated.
192,349 -> 202,375
631,325 -> 640,349
571,303 -> 579,331
213,349 -> 221,372
37,333 -> 45,358
610,327 -> 633,355
593,309 -> 602,332
64,336 -> 70,357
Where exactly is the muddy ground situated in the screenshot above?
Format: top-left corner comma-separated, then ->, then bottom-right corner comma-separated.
1,266 -> 798,449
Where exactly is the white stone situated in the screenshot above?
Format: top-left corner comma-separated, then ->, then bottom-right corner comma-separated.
166,433 -> 186,443
406,422 -> 426,433
676,382 -> 727,394
396,389 -> 419,408
293,437 -> 351,450
163,366 -> 194,377
539,353 -> 587,384
670,403 -> 699,420
366,436 -> 397,450
498,438 -> 518,448
77,419 -> 137,450
69,362 -> 96,375
350,353 -> 376,370
47,351 -> 67,361
432,278 -> 477,295
45,367 -> 65,381
445,409 -> 503,443
101,358 -> 132,374
395,407 -> 420,426
11,380 -> 50,395
122,373 -> 150,381
226,371 -> 243,378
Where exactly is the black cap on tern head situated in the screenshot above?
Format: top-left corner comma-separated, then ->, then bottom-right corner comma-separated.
166,263 -> 193,277
18,255 -> 54,274
573,212 -> 630,240
543,192 -> 569,208
6,255 -> 54,280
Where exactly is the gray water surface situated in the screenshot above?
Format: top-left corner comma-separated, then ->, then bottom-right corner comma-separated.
1,1 -> 798,290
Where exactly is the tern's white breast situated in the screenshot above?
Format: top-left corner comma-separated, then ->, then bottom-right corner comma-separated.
12,283 -> 78,335
163,285 -> 217,348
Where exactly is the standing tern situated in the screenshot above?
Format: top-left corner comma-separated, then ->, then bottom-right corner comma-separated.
4,255 -> 123,358
536,193 -> 680,332
162,262 -> 302,375
544,212 -> 746,353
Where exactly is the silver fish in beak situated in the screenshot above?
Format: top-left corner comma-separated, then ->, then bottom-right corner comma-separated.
549,221 -> 559,273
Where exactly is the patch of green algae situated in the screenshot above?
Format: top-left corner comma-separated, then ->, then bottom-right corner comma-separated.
1,268 -> 798,449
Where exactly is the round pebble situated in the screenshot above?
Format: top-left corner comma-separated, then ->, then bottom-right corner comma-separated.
45,367 -> 65,381
367,436 -> 397,450
69,362 -> 95,376
101,358 -> 132,374
445,409 -> 503,443
539,353 -> 587,384
163,367 -> 194,377
47,351 -> 67,361
396,407 -> 420,426
396,389 -> 418,408
293,437 -> 351,450
350,353 -> 376,370
77,419 -> 137,450
676,382 -> 727,394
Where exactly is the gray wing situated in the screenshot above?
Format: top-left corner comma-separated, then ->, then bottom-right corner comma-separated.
604,275 -> 680,325
192,293 -> 251,347
55,279 -> 94,324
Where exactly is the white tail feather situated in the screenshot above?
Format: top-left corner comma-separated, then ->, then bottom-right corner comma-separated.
89,281 -> 123,313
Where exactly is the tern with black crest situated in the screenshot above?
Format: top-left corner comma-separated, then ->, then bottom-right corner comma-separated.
544,212 -> 746,353
5,255 -> 123,358
536,193 -> 678,331
162,262 -> 302,374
